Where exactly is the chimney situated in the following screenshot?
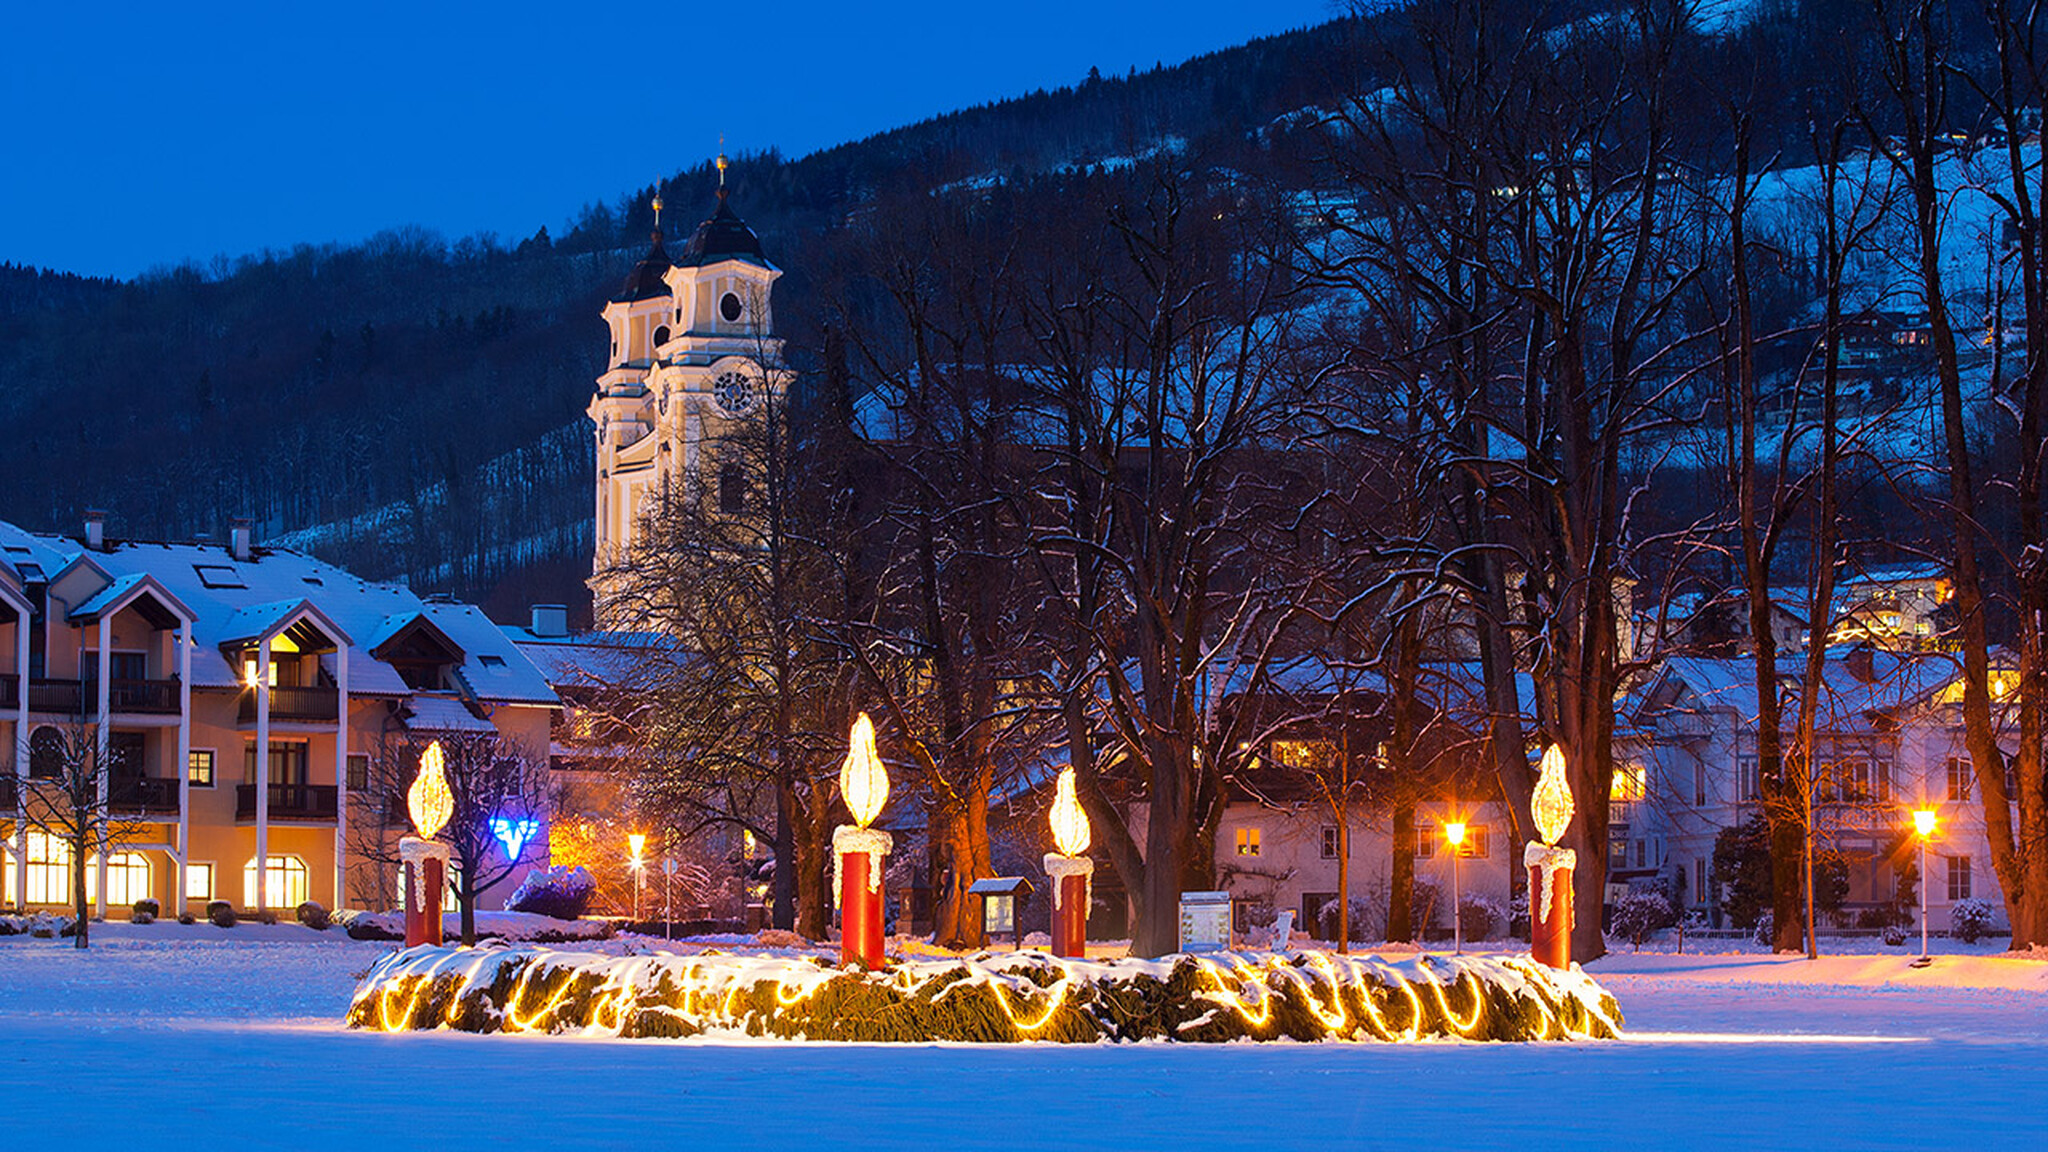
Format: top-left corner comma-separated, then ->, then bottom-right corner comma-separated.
83,509 -> 106,551
230,517 -> 253,562
530,604 -> 570,638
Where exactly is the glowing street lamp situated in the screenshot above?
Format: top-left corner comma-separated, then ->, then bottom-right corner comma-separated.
1045,766 -> 1095,958
1444,819 -> 1467,955
1911,807 -> 1938,968
627,832 -> 647,922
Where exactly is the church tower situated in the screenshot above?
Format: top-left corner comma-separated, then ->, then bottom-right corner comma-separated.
589,157 -> 786,622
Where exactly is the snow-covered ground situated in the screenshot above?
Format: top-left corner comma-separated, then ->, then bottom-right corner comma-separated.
1,925 -> 2042,1150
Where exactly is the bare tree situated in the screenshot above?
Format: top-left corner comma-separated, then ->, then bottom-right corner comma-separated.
14,723 -> 146,949
357,730 -> 554,944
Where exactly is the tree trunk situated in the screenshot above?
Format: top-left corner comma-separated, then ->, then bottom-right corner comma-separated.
771,776 -> 798,932
1388,803 -> 1415,943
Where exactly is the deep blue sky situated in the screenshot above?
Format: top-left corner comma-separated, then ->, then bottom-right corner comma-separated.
4,1 -> 1337,280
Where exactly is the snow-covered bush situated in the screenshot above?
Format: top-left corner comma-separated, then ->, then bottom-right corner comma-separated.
133,910 -> 156,925
506,865 -> 596,920
1507,891 -> 1530,938
1882,923 -> 1907,947
1458,894 -> 1504,941
1611,890 -> 1675,951
351,947 -> 1626,1044
177,912 -> 196,926
296,901 -> 331,930
1752,910 -> 1774,946
1315,897 -> 1375,943
207,900 -> 236,928
1410,880 -> 1442,935
756,928 -> 806,948
132,898 -> 160,920
1950,898 -> 1996,944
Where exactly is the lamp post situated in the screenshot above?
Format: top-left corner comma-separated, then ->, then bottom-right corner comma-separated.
1911,807 -> 1937,968
832,714 -> 892,969
627,832 -> 645,923
1045,766 -> 1094,959
1444,820 -> 1466,955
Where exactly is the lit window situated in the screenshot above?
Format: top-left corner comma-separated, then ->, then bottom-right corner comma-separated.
1415,825 -> 1436,860
1319,826 -> 1338,859
2,831 -> 73,904
347,754 -> 369,791
1947,756 -> 1973,802
1271,740 -> 1336,771
188,749 -> 215,787
186,862 -> 215,902
1453,824 -> 1490,859
242,855 -> 310,908
1235,828 -> 1261,857
85,852 -> 152,907
1611,763 -> 1646,804
241,656 -> 279,688
1947,855 -> 1972,902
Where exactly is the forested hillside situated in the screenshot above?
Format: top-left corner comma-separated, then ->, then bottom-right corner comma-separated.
0,0 -> 1961,621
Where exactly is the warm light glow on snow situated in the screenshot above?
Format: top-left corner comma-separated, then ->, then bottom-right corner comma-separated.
1532,744 -> 1574,847
1049,766 -> 1091,856
840,713 -> 888,829
407,741 -> 453,840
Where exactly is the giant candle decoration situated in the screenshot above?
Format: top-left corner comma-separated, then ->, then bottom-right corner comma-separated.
1044,766 -> 1095,959
1523,742 -> 1577,969
832,713 -> 892,968
408,741 -> 453,840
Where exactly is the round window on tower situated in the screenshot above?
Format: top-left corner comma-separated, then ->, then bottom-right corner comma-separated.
712,371 -> 758,417
720,292 -> 744,322
653,325 -> 670,347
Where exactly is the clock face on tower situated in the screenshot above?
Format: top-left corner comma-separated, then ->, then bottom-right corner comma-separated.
711,370 -> 758,417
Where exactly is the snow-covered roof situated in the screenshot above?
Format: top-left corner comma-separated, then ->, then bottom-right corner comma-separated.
503,627 -> 675,690
1,521 -> 560,710
1635,651 -> 1963,732
403,695 -> 498,734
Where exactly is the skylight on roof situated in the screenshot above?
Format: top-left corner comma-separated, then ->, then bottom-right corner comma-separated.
478,654 -> 507,669
194,564 -> 246,589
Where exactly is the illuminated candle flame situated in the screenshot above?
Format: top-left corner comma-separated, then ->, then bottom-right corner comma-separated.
840,713 -> 888,829
1531,743 -> 1574,848
408,741 -> 454,840
1049,766 -> 1091,856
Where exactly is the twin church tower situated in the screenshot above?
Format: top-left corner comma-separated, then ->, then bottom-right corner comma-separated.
587,158 -> 786,622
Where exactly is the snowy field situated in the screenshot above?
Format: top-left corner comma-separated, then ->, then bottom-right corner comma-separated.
2,926 -> 2043,1151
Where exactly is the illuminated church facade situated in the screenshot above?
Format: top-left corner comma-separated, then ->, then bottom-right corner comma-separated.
587,164 -> 786,622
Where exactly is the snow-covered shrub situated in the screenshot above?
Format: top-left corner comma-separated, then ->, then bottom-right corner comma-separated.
1950,898 -> 1996,944
29,912 -> 68,938
1882,923 -> 1907,947
1611,890 -> 1676,951
756,928 -> 806,949
177,912 -> 196,926
207,900 -> 236,928
1752,910 -> 1774,946
296,901 -> 331,930
132,898 -> 160,920
1507,891 -> 1530,938
1315,897 -> 1375,943
351,947 -> 1626,1044
1410,880 -> 1442,935
506,865 -> 596,920
133,910 -> 156,925
1458,894 -> 1504,941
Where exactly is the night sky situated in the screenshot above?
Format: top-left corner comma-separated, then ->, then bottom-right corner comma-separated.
4,1 -> 1336,279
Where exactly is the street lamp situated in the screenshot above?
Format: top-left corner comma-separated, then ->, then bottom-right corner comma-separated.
627,832 -> 646,922
1911,807 -> 1937,968
1444,820 -> 1467,955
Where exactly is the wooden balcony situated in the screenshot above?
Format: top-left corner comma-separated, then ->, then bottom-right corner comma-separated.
238,685 -> 340,724
109,776 -> 181,814
236,782 -> 338,822
24,677 -> 180,716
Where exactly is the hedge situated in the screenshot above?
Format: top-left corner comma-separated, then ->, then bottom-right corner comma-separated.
348,945 -> 1623,1043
